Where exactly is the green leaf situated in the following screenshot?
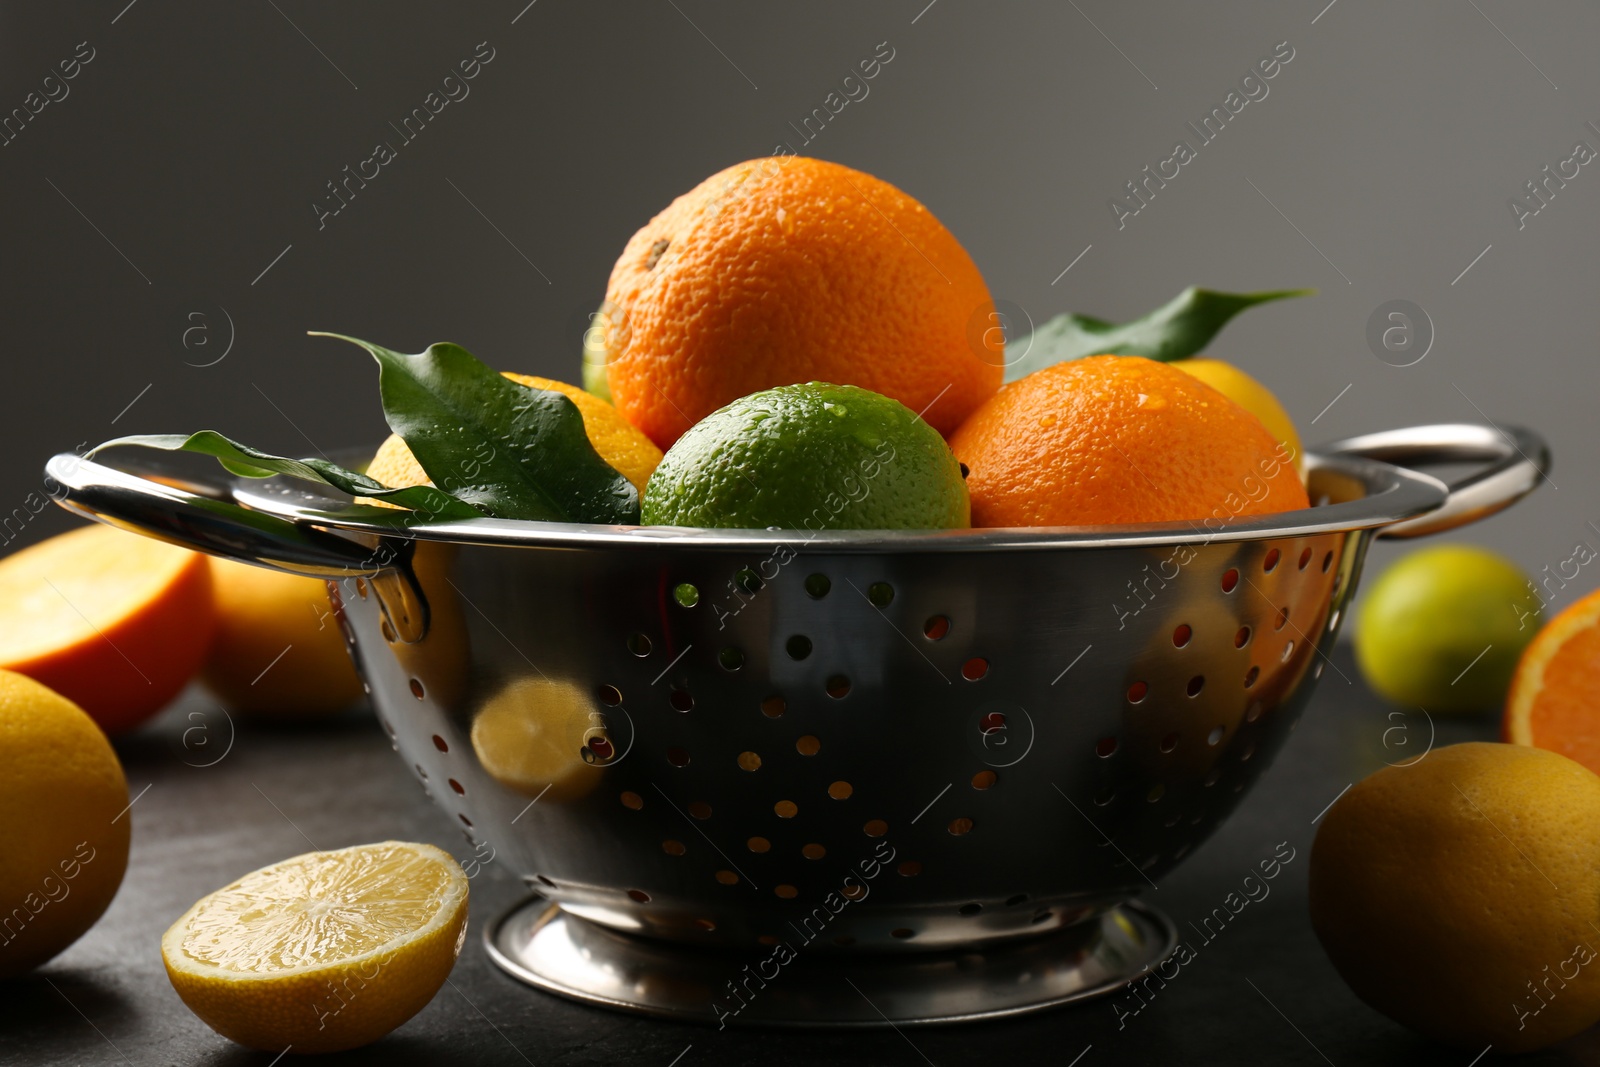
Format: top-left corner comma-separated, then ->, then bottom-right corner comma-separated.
89,432 -> 483,522
1003,286 -> 1313,382
311,333 -> 639,525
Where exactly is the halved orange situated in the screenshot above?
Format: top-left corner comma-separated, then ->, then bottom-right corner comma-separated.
1504,587 -> 1600,773
0,523 -> 215,734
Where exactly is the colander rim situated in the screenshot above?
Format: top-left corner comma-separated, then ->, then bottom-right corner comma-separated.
215,447 -> 1448,553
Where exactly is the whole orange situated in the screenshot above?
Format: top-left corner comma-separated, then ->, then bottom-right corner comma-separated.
949,355 -> 1309,527
600,156 -> 1001,448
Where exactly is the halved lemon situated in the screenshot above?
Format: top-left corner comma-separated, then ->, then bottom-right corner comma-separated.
161,841 -> 468,1054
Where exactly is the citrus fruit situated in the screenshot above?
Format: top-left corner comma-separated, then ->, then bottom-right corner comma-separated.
1506,586 -> 1600,773
1309,742 -> 1600,1053
949,355 -> 1307,528
1174,358 -> 1304,479
367,372 -> 661,496
0,523 -> 215,734
1354,545 -> 1536,714
580,306 -> 612,402
0,669 -> 130,977
642,382 -> 969,530
200,559 -> 362,718
600,156 -> 1001,448
470,676 -> 605,801
162,841 -> 468,1054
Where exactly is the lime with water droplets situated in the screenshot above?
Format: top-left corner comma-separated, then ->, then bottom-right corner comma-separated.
641,383 -> 969,531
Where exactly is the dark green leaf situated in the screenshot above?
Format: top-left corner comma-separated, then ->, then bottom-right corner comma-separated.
1004,286 -> 1313,382
89,432 -> 483,521
311,333 -> 639,525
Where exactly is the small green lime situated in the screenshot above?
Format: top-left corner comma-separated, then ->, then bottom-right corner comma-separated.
1354,545 -> 1538,714
642,383 -> 969,531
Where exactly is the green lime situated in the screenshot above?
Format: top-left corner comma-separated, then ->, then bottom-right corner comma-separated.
1354,544 -> 1539,714
642,382 -> 969,531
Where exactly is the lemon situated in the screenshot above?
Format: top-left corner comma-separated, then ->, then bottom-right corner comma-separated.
1175,358 -> 1304,478
581,304 -> 614,402
0,669 -> 129,977
643,382 -> 970,530
201,558 -> 362,718
1355,545 -> 1538,714
367,372 -> 660,497
162,841 -> 468,1054
1310,743 -> 1600,1053
470,677 -> 604,801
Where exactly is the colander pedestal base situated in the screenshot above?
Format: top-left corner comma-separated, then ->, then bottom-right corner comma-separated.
485,896 -> 1176,1027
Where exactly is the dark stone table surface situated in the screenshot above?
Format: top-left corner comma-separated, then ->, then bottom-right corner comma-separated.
4,645 -> 1597,1067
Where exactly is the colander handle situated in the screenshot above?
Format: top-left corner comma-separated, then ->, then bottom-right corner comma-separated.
42,451 -> 430,640
1319,422 -> 1549,539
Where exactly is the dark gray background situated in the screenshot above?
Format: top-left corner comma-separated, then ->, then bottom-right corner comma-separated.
2,0 -> 1592,582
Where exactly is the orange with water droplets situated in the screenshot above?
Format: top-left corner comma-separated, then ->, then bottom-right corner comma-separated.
598,157 -> 1001,448
949,355 -> 1308,528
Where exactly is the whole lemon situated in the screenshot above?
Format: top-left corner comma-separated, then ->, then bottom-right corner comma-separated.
1354,545 -> 1538,713
367,372 -> 660,497
1174,358 -> 1304,478
0,669 -> 130,977
201,558 -> 362,717
1310,742 -> 1600,1053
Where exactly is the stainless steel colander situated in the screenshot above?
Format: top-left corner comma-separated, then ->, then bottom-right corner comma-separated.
46,422 -> 1545,1026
